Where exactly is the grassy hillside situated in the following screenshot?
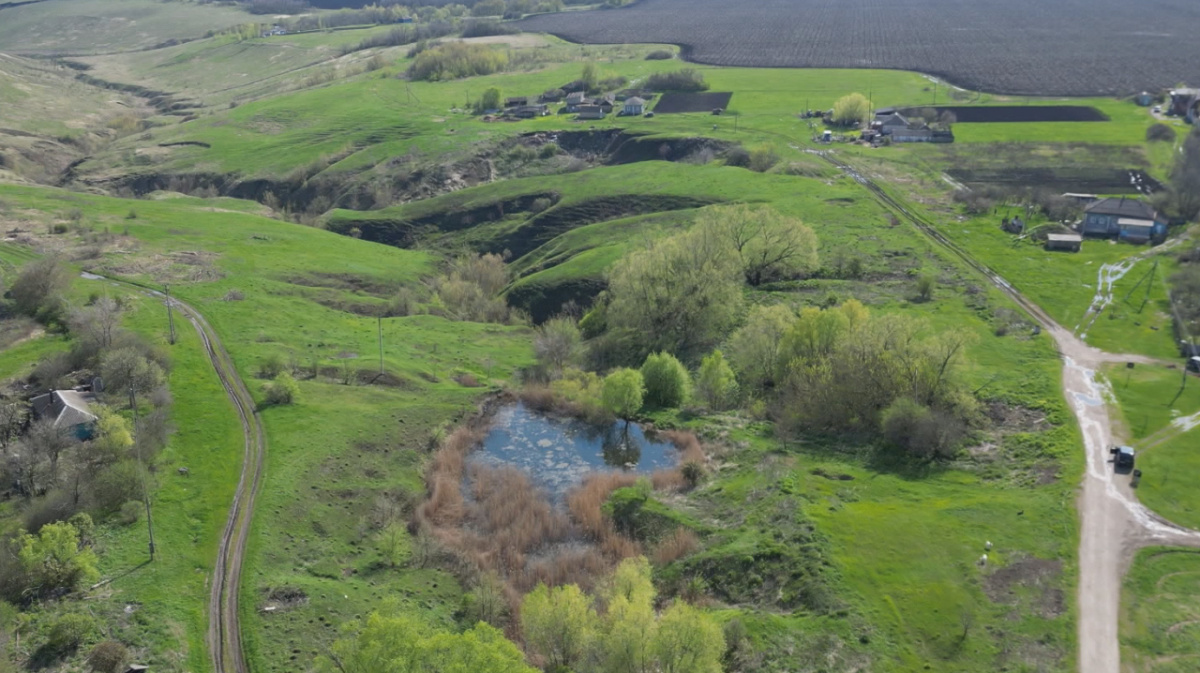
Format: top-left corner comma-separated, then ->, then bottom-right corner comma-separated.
1122,548 -> 1200,672
0,0 -> 251,54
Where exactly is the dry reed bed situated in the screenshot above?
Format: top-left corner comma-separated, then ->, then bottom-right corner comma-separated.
412,398 -> 712,610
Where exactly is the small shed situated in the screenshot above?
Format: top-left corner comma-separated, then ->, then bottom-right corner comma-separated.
513,104 -> 549,118
504,97 -> 528,108
564,91 -> 587,112
1045,233 -> 1082,252
622,96 -> 645,116
577,105 -> 606,120
1135,92 -> 1154,106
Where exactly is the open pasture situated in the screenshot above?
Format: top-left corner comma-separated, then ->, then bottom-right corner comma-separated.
521,0 -> 1200,96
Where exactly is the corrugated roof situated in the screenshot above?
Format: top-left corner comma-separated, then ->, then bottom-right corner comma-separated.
1085,197 -> 1157,220
31,390 -> 97,428
1047,233 -> 1082,242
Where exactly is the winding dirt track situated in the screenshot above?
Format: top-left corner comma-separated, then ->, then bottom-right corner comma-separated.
97,276 -> 262,673
813,150 -> 1200,672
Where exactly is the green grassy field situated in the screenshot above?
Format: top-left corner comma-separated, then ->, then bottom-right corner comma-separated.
1133,429 -> 1200,531
1121,547 -> 1200,672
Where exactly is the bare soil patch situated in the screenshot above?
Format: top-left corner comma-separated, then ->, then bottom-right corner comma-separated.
984,556 -> 1066,618
653,91 -> 732,114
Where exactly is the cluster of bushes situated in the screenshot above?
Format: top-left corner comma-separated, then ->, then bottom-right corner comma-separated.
1172,243 -> 1200,346
952,184 -> 1081,221
407,41 -> 509,81
645,68 -> 708,92
340,20 -> 456,54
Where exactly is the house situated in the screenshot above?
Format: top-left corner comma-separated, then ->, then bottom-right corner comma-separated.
621,97 -> 645,116
1081,197 -> 1167,243
504,97 -> 528,108
1045,233 -> 1083,252
874,112 -> 953,143
1168,88 -> 1200,123
1134,92 -> 1154,107
512,104 -> 549,119
30,389 -> 98,440
591,94 -> 616,113
876,112 -> 912,133
564,91 -> 587,112
576,105 -> 606,120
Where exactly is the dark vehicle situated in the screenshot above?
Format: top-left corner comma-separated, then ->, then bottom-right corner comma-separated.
1110,445 -> 1136,471
1188,356 -> 1200,373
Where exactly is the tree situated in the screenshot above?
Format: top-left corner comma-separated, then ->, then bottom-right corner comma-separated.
831,93 -> 871,126
10,257 -> 72,321
653,601 -> 724,673
26,418 -> 76,487
319,609 -> 534,673
726,304 -> 795,391
600,557 -> 657,673
915,273 -> 937,301
695,350 -> 738,411
698,204 -> 819,286
471,0 -> 505,15
376,521 -> 408,568
264,371 -> 299,406
100,348 -> 165,401
0,400 -> 28,448
606,225 -> 744,358
640,352 -> 690,408
581,62 -> 598,92
461,571 -> 509,629
534,317 -> 582,374
602,368 -> 644,421
479,86 -> 502,112
69,296 -> 122,352
16,521 -> 99,597
1167,128 -> 1200,221
521,583 -> 596,670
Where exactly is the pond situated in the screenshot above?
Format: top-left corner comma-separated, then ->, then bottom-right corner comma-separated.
469,403 -> 679,499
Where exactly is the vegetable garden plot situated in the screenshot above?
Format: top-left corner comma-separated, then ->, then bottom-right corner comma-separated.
947,168 -> 1163,194
521,0 -> 1200,97
653,92 -> 733,114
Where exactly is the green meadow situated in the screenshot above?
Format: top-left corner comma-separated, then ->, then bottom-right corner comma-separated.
1121,547 -> 1200,672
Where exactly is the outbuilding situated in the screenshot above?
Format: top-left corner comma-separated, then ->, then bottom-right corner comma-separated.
577,105 -> 606,120
1045,233 -> 1082,252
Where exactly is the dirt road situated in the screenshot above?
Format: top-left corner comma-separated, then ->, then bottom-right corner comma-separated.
87,274 -> 263,673
813,151 -> 1200,672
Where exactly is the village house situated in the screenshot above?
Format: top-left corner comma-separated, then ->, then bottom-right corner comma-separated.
576,104 -> 607,120
512,104 -> 550,119
30,389 -> 98,440
564,91 -> 587,112
1081,197 -> 1167,244
1168,88 -> 1200,123
621,96 -> 646,116
1045,233 -> 1083,252
873,111 -> 952,143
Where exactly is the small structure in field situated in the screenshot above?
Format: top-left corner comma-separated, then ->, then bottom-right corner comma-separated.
512,104 -> 549,118
622,96 -> 646,116
873,111 -> 953,143
1062,192 -> 1099,205
30,389 -> 98,440
505,96 -> 529,108
576,104 -> 607,120
1081,197 -> 1167,243
1045,233 -> 1083,252
1134,92 -> 1154,106
564,91 -> 587,112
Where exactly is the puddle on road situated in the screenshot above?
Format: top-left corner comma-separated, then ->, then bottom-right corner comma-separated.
469,403 -> 678,499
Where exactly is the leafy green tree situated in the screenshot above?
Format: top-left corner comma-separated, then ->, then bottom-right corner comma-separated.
600,557 -> 657,673
319,609 -> 533,673
602,368 -> 645,421
831,92 -> 872,126
44,613 -> 96,656
606,225 -> 743,358
479,86 -> 503,111
376,521 -> 408,568
654,601 -> 724,673
640,352 -> 690,408
17,521 -> 99,597
100,348 -> 165,400
726,304 -> 795,391
698,204 -> 819,286
521,583 -> 596,670
695,350 -> 738,411
264,371 -> 299,405
581,62 -> 598,92
10,256 -> 72,321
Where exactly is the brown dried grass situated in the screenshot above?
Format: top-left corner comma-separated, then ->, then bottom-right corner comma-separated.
652,528 -> 700,566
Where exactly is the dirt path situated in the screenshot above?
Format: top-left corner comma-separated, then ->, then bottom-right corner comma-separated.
85,274 -> 263,673
813,150 -> 1200,672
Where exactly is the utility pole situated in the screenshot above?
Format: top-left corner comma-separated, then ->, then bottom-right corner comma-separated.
165,285 -> 176,345
377,315 -> 384,376
129,387 -> 155,560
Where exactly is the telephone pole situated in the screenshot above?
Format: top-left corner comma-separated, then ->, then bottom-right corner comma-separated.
129,387 -> 156,560
377,315 -> 384,375
165,285 -> 176,345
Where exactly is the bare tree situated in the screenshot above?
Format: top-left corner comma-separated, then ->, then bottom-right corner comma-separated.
69,296 -> 122,351
26,418 -> 77,486
533,317 -> 582,374
0,401 -> 29,448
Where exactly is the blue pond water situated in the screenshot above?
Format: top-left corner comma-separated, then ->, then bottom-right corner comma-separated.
470,403 -> 679,498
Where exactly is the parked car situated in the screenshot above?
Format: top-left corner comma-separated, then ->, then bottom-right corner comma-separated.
1153,106 -> 1162,113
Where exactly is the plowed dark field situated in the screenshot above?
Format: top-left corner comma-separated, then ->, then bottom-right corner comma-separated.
896,106 -> 1110,123
520,0 -> 1200,96
654,91 -> 733,113
947,168 -> 1163,194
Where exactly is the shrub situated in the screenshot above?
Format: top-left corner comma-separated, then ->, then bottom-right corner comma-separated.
696,350 -> 738,410
407,42 -> 508,81
602,368 -> 645,420
747,145 -> 780,172
640,352 -> 690,408
645,49 -> 674,60
880,397 -> 964,459
257,353 -> 285,379
652,527 -> 700,565
119,501 -> 142,525
680,461 -> 705,489
645,68 -> 708,92
45,613 -> 96,656
1147,123 -> 1177,143
87,640 -> 129,673
264,371 -> 299,405
18,521 -> 99,597
11,257 -> 72,322
915,273 -> 936,301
